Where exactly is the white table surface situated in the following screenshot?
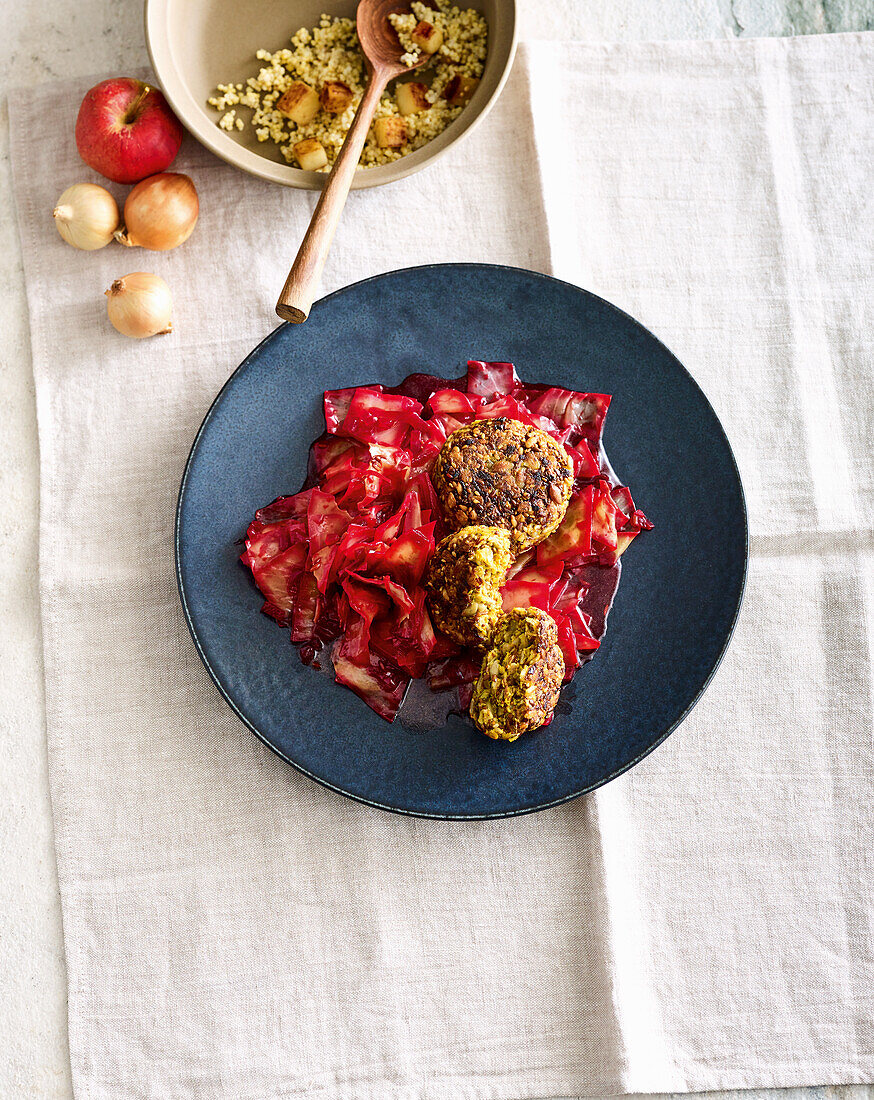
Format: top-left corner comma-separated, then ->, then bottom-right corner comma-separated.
2,0 -> 873,1096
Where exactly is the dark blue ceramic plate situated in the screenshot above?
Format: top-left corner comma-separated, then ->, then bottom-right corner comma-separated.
176,264 -> 747,819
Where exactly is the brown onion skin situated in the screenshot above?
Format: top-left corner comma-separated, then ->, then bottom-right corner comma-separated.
117,172 -> 199,250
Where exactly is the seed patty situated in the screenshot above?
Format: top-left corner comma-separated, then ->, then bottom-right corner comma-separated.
424,525 -> 514,647
470,607 -> 565,741
432,417 -> 573,551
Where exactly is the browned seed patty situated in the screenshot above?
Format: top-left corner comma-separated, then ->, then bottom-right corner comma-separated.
470,607 -> 565,741
424,525 -> 514,647
432,417 -> 573,551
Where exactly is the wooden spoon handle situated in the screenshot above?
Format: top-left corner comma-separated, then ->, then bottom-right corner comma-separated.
276,71 -> 389,324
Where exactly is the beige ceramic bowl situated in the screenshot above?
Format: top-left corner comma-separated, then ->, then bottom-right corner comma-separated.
144,0 -> 516,190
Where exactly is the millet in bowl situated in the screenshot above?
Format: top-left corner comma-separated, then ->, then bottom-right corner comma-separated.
207,1 -> 488,172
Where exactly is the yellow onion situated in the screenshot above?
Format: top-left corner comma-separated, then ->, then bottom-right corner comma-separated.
115,172 -> 199,250
105,272 -> 173,338
53,183 -> 120,250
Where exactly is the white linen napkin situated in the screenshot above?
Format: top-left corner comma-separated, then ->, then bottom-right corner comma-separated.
11,32 -> 874,1100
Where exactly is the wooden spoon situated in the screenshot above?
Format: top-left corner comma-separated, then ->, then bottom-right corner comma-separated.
275,1 -> 425,324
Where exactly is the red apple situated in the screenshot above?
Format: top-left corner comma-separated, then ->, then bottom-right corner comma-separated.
75,78 -> 184,184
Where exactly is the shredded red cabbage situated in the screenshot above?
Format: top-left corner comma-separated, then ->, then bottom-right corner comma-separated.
242,361 -> 651,720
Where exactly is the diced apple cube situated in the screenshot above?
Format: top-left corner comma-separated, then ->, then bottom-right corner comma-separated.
277,82 -> 320,125
373,116 -> 407,148
411,20 -> 443,54
320,80 -> 354,114
293,138 -> 328,171
396,81 -> 430,116
443,73 -> 479,106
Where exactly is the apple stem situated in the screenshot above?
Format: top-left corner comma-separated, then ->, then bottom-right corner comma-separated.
124,84 -> 152,125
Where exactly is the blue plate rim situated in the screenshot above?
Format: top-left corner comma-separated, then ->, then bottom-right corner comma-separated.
175,262 -> 749,820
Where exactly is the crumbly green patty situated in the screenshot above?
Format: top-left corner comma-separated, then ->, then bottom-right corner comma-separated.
432,418 -> 574,552
470,608 -> 565,741
424,525 -> 514,647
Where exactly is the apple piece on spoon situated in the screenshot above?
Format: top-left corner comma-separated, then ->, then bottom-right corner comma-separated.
75,77 -> 184,185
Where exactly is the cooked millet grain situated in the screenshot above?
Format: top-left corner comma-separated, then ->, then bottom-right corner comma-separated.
207,3 -> 488,171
